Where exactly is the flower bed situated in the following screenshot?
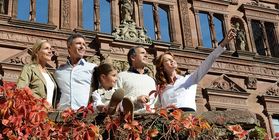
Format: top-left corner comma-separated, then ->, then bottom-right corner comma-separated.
0,82 -> 269,140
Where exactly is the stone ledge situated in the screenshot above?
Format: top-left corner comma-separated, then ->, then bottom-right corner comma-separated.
201,110 -> 258,128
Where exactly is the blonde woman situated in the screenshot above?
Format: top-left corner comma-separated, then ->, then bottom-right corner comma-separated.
17,40 -> 59,108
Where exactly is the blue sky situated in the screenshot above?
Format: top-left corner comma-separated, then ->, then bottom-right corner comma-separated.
17,0 -> 48,23
199,13 -> 224,48
17,1 -> 207,44
82,0 -> 111,33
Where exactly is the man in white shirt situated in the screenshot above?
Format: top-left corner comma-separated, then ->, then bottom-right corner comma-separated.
55,33 -> 97,110
117,46 -> 156,113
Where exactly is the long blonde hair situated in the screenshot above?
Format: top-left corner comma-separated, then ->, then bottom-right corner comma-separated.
31,40 -> 48,63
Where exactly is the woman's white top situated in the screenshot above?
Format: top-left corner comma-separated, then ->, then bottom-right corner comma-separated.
160,46 -> 226,111
42,72 -> 55,105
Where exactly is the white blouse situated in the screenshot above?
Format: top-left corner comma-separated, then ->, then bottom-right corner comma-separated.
42,72 -> 55,106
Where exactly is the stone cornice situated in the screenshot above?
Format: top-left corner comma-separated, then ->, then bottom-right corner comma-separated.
9,18 -> 57,30
192,0 -> 230,5
241,3 -> 279,22
0,24 -> 70,41
261,0 -> 279,4
0,28 -> 67,48
193,0 -> 230,14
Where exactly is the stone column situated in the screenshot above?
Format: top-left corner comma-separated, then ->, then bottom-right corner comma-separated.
138,0 -> 143,27
169,5 -> 177,43
7,0 -> 13,17
76,0 -> 82,28
268,114 -> 275,137
30,0 -> 36,22
194,9 -> 203,47
94,0 -> 100,31
11,0 -> 17,18
133,0 -> 139,26
48,0 -> 54,25
178,0 -> 192,48
274,23 -> 279,50
260,21 -> 271,56
153,3 -> 161,40
224,14 -> 235,51
209,12 -> 217,48
61,0 -> 71,29
111,0 -> 117,28
246,18 -> 257,54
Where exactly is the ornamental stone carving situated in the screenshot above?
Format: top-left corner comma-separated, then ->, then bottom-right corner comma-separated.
209,74 -> 246,92
206,75 -> 249,111
264,82 -> 279,96
245,77 -> 257,89
62,0 -> 71,28
5,49 -> 32,65
112,59 -> 129,72
112,0 -> 151,44
230,0 -> 238,5
245,0 -> 271,9
112,22 -> 151,44
86,55 -> 101,65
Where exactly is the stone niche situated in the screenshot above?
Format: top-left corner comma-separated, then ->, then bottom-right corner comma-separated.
204,74 -> 250,110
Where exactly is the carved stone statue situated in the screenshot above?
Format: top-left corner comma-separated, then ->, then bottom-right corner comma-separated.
112,0 -> 151,44
234,22 -> 246,50
120,0 -> 133,23
0,0 -> 5,14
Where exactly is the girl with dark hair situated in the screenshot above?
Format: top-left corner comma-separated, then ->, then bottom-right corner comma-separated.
92,63 -> 119,113
92,63 -> 133,116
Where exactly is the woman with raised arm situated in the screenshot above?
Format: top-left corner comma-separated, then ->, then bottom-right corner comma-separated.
155,29 -> 236,112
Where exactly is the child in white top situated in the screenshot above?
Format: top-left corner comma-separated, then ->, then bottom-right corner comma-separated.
91,63 -> 119,113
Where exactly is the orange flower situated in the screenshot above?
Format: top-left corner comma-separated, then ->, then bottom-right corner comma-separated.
147,129 -> 159,138
159,108 -> 168,120
227,125 -> 248,139
181,114 -> 199,129
171,109 -> 183,121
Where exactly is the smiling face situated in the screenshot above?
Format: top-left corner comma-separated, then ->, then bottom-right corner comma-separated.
68,37 -> 87,61
132,47 -> 148,68
100,69 -> 118,90
162,54 -> 177,73
37,42 -> 53,64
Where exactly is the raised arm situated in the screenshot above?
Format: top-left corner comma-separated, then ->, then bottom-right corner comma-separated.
179,29 -> 236,88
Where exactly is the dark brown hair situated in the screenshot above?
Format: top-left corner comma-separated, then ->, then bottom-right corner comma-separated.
155,52 -> 181,86
127,46 -> 144,67
92,63 -> 116,91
